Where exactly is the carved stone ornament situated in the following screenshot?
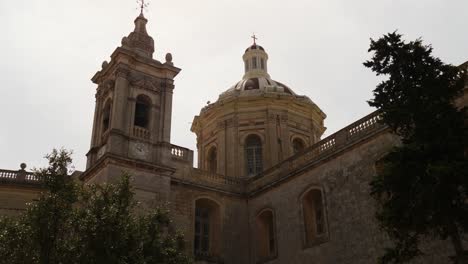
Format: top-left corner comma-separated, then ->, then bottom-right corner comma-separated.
229,116 -> 239,127
165,53 -> 173,64
115,67 -> 130,78
101,60 -> 109,69
121,36 -> 129,47
129,72 -> 159,91
96,79 -> 115,99
102,79 -> 115,89
268,113 -> 276,121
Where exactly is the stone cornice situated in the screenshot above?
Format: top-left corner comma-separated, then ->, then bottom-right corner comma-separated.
199,95 -> 325,121
185,111 -> 390,198
80,153 -> 176,182
92,47 -> 181,85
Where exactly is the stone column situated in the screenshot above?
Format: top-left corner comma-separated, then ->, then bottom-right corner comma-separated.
196,138 -> 202,168
111,67 -> 130,132
217,120 -> 226,175
106,67 -> 130,156
151,102 -> 160,143
232,116 -> 240,177
127,97 -> 136,136
161,81 -> 174,143
89,92 -> 101,148
86,93 -> 102,168
266,111 -> 279,169
225,116 -> 237,177
280,113 -> 290,160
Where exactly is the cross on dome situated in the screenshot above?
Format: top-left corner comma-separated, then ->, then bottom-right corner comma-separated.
251,34 -> 258,45
137,0 -> 149,15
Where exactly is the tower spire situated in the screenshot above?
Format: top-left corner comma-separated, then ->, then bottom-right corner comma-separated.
119,0 -> 154,58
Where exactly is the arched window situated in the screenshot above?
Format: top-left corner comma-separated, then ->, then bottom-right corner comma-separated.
292,138 -> 305,154
207,147 -> 217,173
134,95 -> 151,128
194,199 -> 221,260
302,188 -> 327,247
256,209 -> 276,261
245,135 -> 263,176
102,99 -> 112,133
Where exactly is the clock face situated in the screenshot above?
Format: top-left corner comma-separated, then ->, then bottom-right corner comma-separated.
130,142 -> 150,160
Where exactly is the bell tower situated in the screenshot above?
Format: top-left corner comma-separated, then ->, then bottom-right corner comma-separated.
83,12 -> 181,185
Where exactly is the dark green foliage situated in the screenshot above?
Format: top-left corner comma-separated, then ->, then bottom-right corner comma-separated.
0,149 -> 192,264
365,32 -> 468,263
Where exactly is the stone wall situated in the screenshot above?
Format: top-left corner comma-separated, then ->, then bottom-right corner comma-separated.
1,107 -> 462,263
170,183 -> 250,264
247,132 -> 454,264
0,186 -> 40,216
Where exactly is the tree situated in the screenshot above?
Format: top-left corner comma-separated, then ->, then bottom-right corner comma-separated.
0,149 -> 192,264
364,32 -> 468,263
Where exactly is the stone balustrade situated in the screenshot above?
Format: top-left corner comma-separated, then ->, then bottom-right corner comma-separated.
194,251 -> 224,263
170,144 -> 194,164
190,168 -> 244,186
172,168 -> 245,194
247,111 -> 387,193
133,126 -> 150,140
0,169 -> 40,186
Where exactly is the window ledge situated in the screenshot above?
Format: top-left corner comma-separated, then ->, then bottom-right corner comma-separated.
256,254 -> 277,264
194,253 -> 224,264
303,235 -> 329,249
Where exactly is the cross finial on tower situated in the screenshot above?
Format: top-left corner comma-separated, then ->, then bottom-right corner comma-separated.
251,33 -> 258,45
137,0 -> 149,15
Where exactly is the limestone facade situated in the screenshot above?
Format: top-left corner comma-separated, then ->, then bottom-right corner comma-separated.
1,13 -> 467,264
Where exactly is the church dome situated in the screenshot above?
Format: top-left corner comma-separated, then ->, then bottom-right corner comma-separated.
192,39 -> 326,178
218,41 -> 311,103
245,44 -> 265,53
219,76 -> 297,100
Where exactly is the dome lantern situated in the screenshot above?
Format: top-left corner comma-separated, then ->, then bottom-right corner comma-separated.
243,35 -> 270,79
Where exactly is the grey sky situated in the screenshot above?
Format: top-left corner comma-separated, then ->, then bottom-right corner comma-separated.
0,0 -> 467,171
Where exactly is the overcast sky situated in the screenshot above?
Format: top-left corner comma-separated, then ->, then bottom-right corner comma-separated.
0,0 -> 467,171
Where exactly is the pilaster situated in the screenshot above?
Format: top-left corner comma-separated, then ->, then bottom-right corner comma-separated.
111,66 -> 130,132
161,82 -> 174,143
217,120 -> 227,176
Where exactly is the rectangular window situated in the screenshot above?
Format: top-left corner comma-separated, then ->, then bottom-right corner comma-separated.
245,60 -> 249,71
252,57 -> 257,69
261,58 -> 265,69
